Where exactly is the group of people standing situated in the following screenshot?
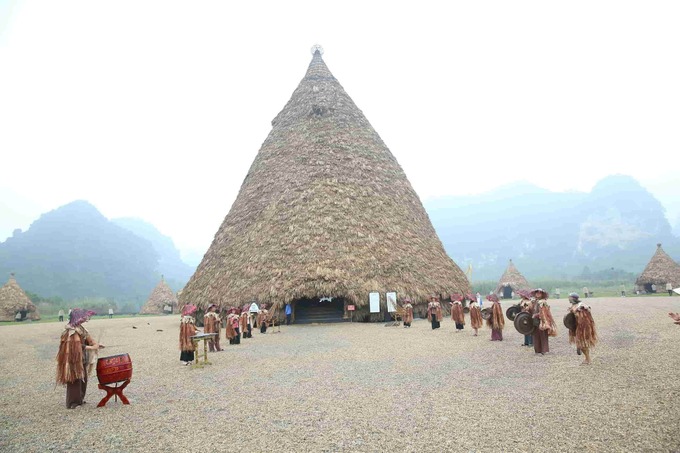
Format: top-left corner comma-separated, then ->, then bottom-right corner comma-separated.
178,301 -> 275,365
421,288 -> 598,365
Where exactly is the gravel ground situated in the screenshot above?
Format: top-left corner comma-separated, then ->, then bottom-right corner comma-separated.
0,296 -> 679,452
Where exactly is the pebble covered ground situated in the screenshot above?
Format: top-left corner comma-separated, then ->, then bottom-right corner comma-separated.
0,296 -> 679,452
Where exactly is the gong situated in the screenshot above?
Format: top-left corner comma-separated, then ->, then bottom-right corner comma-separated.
563,312 -> 576,331
481,308 -> 492,321
514,311 -> 535,335
506,305 -> 521,321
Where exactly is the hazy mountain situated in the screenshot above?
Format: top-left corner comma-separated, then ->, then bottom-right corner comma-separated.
0,200 -> 159,301
112,217 -> 194,288
425,175 -> 680,280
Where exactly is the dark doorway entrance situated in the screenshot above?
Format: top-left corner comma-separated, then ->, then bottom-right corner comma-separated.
644,284 -> 656,293
294,297 -> 345,324
502,286 -> 513,299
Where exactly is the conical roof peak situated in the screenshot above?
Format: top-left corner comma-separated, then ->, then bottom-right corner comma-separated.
636,243 -> 680,287
495,259 -> 531,294
305,48 -> 334,81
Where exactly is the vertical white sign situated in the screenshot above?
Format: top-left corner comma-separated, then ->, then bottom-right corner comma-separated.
369,292 -> 380,313
386,292 -> 397,312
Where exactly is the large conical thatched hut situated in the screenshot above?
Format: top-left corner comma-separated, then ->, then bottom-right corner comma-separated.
635,243 -> 680,292
179,47 -> 470,321
0,274 -> 40,321
494,259 -> 531,299
140,276 -> 178,314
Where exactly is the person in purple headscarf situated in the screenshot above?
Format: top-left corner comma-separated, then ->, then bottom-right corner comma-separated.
56,309 -> 103,408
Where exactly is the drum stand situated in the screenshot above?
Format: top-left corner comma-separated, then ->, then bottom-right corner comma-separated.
97,380 -> 130,407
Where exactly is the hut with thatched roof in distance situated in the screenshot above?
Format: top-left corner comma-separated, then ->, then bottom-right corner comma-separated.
494,259 -> 531,299
0,273 -> 40,321
140,276 -> 178,314
635,243 -> 680,293
179,46 -> 470,322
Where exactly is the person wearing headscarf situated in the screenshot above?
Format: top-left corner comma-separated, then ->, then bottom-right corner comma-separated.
203,304 -> 222,352
517,290 -> 533,347
258,304 -> 270,334
427,296 -> 442,330
486,294 -> 504,341
530,289 -> 556,355
468,294 -> 483,336
568,293 -> 597,365
179,304 -> 198,365
450,294 -> 465,332
56,309 -> 102,408
402,298 -> 414,328
240,305 -> 252,339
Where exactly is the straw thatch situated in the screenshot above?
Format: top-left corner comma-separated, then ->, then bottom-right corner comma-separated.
0,274 -> 40,322
179,48 -> 470,316
635,243 -> 680,288
494,259 -> 531,295
140,276 -> 178,314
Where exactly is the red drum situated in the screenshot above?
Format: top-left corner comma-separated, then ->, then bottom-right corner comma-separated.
97,353 -> 133,385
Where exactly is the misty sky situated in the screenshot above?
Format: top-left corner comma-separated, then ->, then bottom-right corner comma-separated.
1,1 -> 679,262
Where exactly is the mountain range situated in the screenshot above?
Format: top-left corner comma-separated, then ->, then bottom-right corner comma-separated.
0,201 -> 193,302
425,174 -> 680,280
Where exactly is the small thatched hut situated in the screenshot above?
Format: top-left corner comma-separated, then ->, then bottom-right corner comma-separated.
179,47 -> 470,321
494,259 -> 531,299
0,273 -> 40,321
140,276 -> 178,314
635,243 -> 680,292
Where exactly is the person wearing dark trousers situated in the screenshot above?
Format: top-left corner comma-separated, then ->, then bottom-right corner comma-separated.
285,303 -> 292,325
427,296 -> 442,330
240,307 -> 252,339
258,304 -> 269,333
232,309 -> 241,344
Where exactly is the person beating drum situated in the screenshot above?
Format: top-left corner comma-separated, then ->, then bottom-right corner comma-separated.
56,309 -> 105,409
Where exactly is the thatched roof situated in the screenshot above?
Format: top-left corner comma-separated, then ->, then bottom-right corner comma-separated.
140,276 -> 178,314
494,259 -> 531,294
636,243 -> 680,287
0,274 -> 40,321
179,48 -> 470,311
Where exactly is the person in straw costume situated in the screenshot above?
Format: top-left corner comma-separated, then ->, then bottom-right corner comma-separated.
450,294 -> 465,332
224,308 -> 240,345
179,304 -> 198,365
230,308 -> 241,345
402,298 -> 414,328
530,288 -> 557,355
427,296 -> 443,330
517,290 -> 533,347
56,309 -> 103,408
486,294 -> 504,341
468,294 -> 483,336
258,304 -> 270,334
203,304 -> 223,352
567,293 -> 598,365
240,304 -> 252,339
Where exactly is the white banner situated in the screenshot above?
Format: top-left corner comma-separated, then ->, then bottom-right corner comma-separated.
369,292 -> 380,313
386,292 -> 397,312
